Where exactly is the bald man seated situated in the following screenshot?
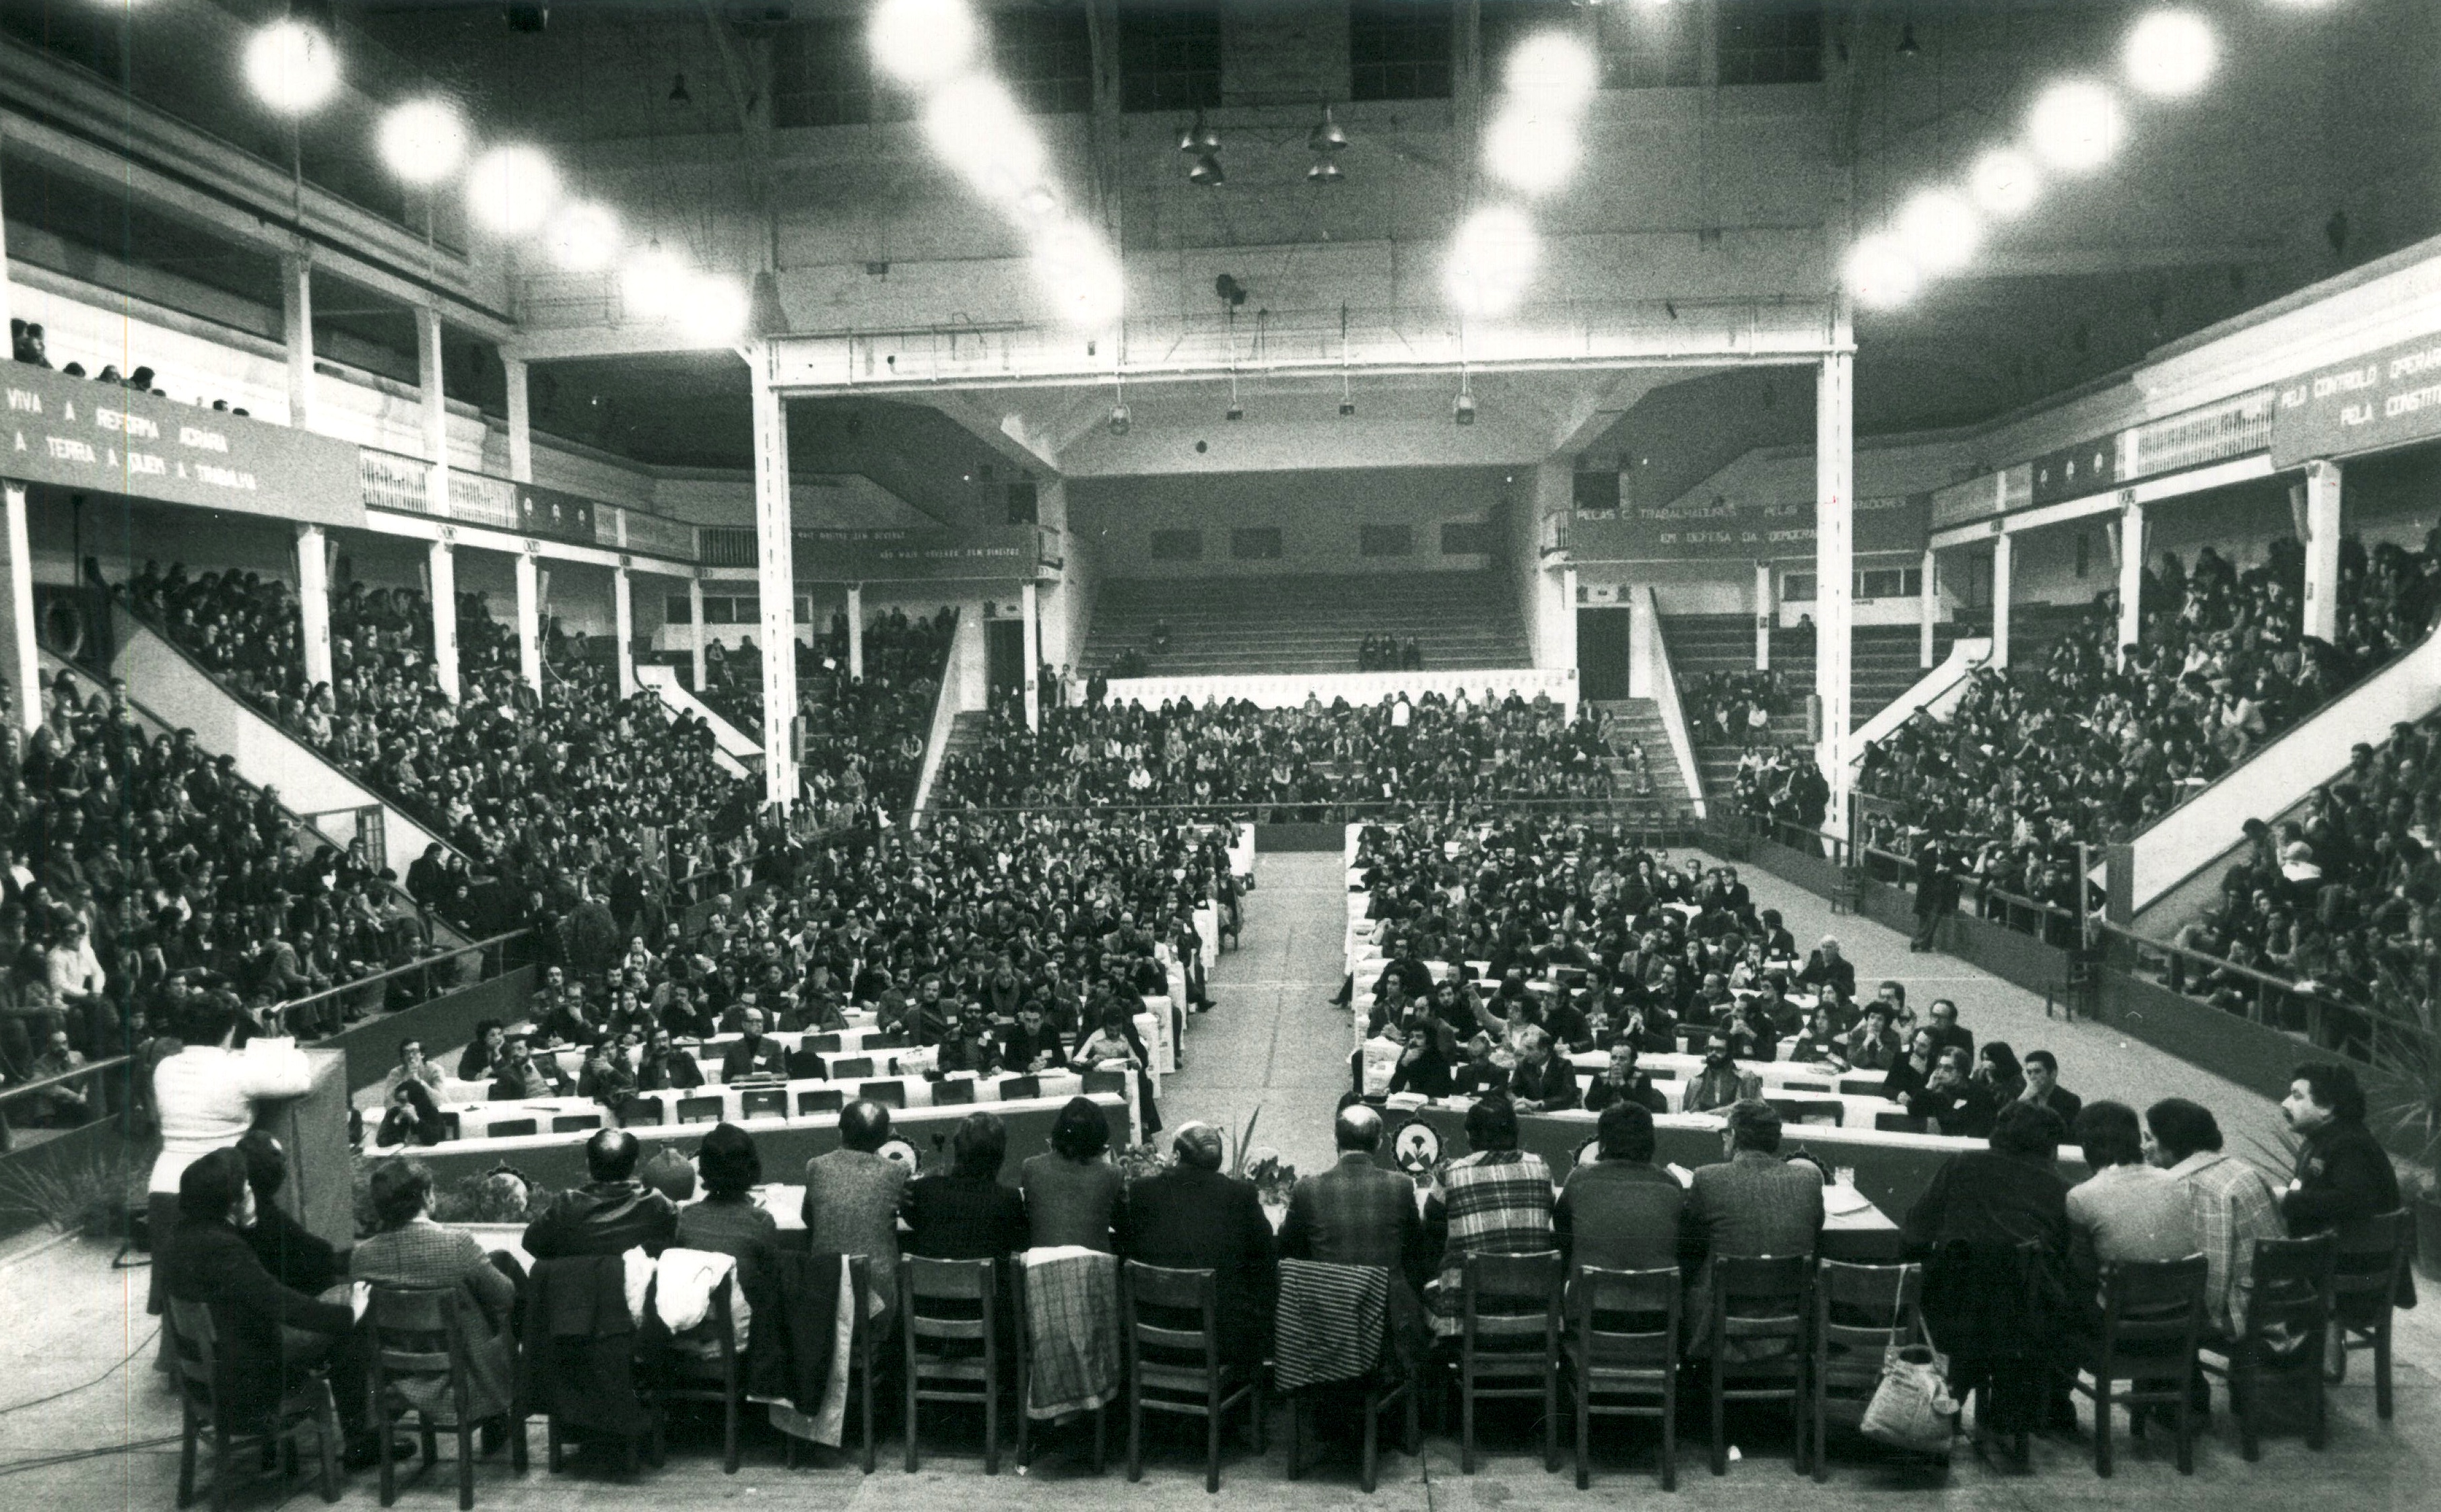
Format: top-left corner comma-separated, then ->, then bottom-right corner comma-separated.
1276,1102 -> 1433,1300
1125,1123 -> 1279,1367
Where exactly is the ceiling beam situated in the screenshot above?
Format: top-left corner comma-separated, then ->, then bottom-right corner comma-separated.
918,390 -> 1069,477
1962,242 -> 2287,279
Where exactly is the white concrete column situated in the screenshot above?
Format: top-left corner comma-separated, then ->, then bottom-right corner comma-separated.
1556,565 -> 1579,679
1919,547 -> 1937,668
0,158 -> 13,343
1754,561 -> 1773,669
295,524 -> 333,690
1991,531 -> 2013,671
425,541 -> 459,700
2115,500 -> 2145,665
3,484 -> 36,736
2303,459 -> 2343,645
1021,580 -> 1041,732
611,567 -> 635,700
502,355 -> 533,483
688,576 -> 707,691
514,551 -> 543,693
281,254 -> 315,432
416,306 -> 448,508
751,378 -> 799,809
1815,351 -> 1854,821
846,584 -> 864,679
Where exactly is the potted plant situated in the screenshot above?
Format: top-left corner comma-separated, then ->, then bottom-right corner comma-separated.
2361,965 -> 2441,1276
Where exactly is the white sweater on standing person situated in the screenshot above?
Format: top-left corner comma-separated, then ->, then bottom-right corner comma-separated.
147,1039 -> 314,1194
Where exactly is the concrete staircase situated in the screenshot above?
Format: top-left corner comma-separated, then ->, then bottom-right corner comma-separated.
1591,698 -> 1696,813
1081,573 -> 1529,677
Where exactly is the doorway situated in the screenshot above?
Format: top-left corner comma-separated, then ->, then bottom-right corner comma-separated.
985,618 -> 1026,705
1577,607 -> 1633,700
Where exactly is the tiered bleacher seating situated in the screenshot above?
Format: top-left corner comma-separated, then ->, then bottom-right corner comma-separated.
1081,573 -> 1529,678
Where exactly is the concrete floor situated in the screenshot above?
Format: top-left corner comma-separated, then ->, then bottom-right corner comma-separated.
4,844 -> 2435,1509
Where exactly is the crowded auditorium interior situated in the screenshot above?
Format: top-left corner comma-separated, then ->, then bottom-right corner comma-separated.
2,3 -> 2440,1511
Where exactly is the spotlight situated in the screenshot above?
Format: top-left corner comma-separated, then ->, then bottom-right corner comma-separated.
1896,188 -> 1980,275
2123,10 -> 2216,98
1969,147 -> 2042,218
1339,399 -> 1356,417
1108,405 -> 1131,436
1844,234 -> 1921,310
543,203 -> 620,272
1444,205 -> 1540,317
1033,224 -> 1123,328
378,99 -> 467,185
466,145 -> 558,236
622,241 -> 691,321
669,73 -> 692,105
1454,392 -> 1477,425
923,77 -> 1045,203
1188,153 -> 1225,187
245,19 -> 339,114
870,0 -> 976,87
1308,158 -> 1344,184
1484,108 -> 1579,199
1502,32 -> 1599,106
2027,79 -> 2125,173
1896,22 -> 1920,58
1178,112 -> 1221,154
1308,105 -> 1349,154
1226,404 -> 1243,422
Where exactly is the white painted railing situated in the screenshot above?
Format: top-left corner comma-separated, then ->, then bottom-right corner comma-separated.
909,611 -> 975,823
1844,637 -> 1994,764
1637,587 -> 1708,819
632,664 -> 755,777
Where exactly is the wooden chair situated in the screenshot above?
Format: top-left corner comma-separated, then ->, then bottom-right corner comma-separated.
902,1258 -> 1012,1474
2069,1255 -> 2207,1476
1807,1260 -> 1925,1480
1279,1285 -> 1417,1493
783,1256 -> 878,1474
675,1095 -> 723,1125
661,1273 -> 746,1473
1121,1262 -> 1263,1492
1009,1259 -> 1107,1474
2326,1210 -> 2410,1420
1454,1250 -> 1562,1474
1706,1254 -> 1813,1477
168,1297 -> 342,1511
368,1284 -> 523,1509
1562,1264 -> 1681,1490
2199,1233 -> 2335,1460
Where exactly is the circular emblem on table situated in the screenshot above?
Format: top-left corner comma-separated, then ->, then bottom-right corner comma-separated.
876,1136 -> 920,1173
1575,1136 -> 1605,1171
1389,1119 -> 1440,1175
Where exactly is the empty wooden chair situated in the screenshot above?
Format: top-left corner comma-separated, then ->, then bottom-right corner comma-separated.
902,1258 -> 1013,1475
1562,1264 -> 1681,1490
168,1297 -> 341,1511
1121,1262 -> 1263,1492
1277,1262 -> 1417,1494
2069,1254 -> 2207,1476
1807,1260 -> 1925,1480
2199,1233 -> 2335,1459
1454,1250 -> 1562,1474
1706,1254 -> 1813,1477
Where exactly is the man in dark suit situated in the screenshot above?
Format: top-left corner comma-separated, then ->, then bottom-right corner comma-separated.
523,1129 -> 680,1260
999,1000 -> 1070,1074
1922,998 -> 1975,1062
718,1008 -> 787,1083
2281,1060 -> 2414,1319
2019,1050 -> 2082,1126
1681,1100 -> 1824,1348
405,843 -> 448,910
1126,1122 -> 1279,1369
903,1111 -> 1030,1260
1505,1026 -> 1580,1113
1278,1103 -> 1432,1300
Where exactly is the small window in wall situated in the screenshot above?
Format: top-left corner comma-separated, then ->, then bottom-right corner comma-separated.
1151,529 -> 1203,561
1718,1 -> 1824,85
1349,0 -> 1454,102
1481,1 -> 1578,81
1231,527 -> 1283,559
1118,1 -> 1222,112
1572,469 -> 1621,514
1007,478 -> 1039,525
773,19 -> 914,128
1360,524 -> 1413,557
1855,567 -> 1925,600
1441,521 -> 1495,555
1782,572 -> 1816,603
1599,0 -> 1701,88
994,7 -> 1094,114
665,595 -> 693,625
2075,531 -> 2091,579
796,596 -> 815,624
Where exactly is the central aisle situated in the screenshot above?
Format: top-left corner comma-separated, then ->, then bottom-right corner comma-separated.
1160,851 -> 1353,1183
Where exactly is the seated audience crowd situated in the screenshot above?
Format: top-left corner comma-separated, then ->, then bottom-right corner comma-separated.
1685,666 -> 1793,749
695,607 -> 954,813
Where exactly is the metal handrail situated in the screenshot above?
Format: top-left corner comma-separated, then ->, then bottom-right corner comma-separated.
268,928 -> 533,1037
0,1052 -> 139,1150
2091,918 -> 2383,1055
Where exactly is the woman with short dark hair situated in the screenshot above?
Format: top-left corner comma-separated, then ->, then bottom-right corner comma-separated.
1020,1097 -> 1127,1251
676,1122 -> 780,1260
906,1111 -> 1030,1260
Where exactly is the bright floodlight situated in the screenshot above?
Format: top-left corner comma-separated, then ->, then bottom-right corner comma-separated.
1845,234 -> 1920,310
245,20 -> 338,114
1969,146 -> 2042,218
923,75 -> 1045,204
1897,189 -> 1980,275
2026,79 -> 2125,173
678,275 -> 748,341
1503,32 -> 1599,106
465,145 -> 558,236
871,0 -> 977,88
1444,204 -> 1541,318
2124,10 -> 2217,98
543,203 -> 620,272
622,244 -> 691,322
1033,224 -> 1123,328
1484,108 -> 1580,198
378,99 -> 467,185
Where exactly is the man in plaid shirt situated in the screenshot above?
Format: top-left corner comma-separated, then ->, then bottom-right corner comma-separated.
2146,1097 -> 2285,1338
1424,1096 -> 1555,1336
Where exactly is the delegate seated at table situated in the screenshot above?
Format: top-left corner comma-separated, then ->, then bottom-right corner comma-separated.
720,1009 -> 787,1083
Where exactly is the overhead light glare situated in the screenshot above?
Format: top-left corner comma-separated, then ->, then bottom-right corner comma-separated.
1897,188 -> 1981,275
1034,224 -> 1123,329
2026,78 -> 2125,173
1502,32 -> 1599,106
870,0 -> 976,86
465,145 -> 558,235
622,242 -> 691,322
679,274 -> 748,341
2123,9 -> 2217,98
245,19 -> 339,114
1308,105 -> 1349,154
1444,204 -> 1540,318
378,98 -> 467,185
923,75 -> 1045,204
1483,108 -> 1580,198
1969,147 -> 2042,218
1845,234 -> 1921,310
